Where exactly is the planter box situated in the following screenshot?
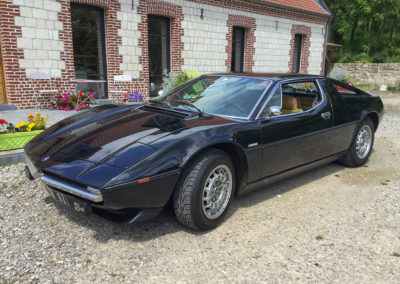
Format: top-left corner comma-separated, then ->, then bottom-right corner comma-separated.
0,130 -> 43,151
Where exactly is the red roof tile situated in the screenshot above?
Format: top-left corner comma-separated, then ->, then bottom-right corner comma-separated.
263,0 -> 329,15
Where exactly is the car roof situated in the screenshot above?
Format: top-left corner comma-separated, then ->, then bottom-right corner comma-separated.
204,72 -> 324,81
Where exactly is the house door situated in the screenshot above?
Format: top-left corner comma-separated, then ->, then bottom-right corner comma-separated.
148,15 -> 171,97
0,40 -> 7,104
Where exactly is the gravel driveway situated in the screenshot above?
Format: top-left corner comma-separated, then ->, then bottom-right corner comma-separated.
1,94 -> 399,283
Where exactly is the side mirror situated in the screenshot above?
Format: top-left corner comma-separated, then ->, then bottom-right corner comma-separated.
268,106 -> 281,116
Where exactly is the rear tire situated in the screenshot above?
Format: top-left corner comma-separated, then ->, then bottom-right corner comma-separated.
339,117 -> 374,167
173,149 -> 235,231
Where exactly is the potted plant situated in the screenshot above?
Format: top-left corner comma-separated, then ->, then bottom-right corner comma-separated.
52,91 -> 94,111
123,91 -> 144,104
0,113 -> 49,151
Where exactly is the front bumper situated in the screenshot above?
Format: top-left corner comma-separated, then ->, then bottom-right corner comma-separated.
33,168 -> 181,224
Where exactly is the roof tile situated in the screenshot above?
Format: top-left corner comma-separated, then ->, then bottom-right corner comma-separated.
263,0 -> 329,15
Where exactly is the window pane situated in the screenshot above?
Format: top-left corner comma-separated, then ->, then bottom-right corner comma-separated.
71,4 -> 107,99
282,81 -> 321,113
231,27 -> 245,72
333,83 -> 357,95
148,16 -> 170,97
292,34 -> 303,73
261,86 -> 282,117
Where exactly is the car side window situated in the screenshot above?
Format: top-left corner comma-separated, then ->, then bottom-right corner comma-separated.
332,82 -> 357,95
261,81 -> 322,117
260,86 -> 282,117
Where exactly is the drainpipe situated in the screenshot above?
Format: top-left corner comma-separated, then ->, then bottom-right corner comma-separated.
318,0 -> 333,76
322,16 -> 332,76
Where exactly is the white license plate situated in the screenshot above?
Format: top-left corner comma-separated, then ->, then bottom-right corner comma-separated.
45,186 -> 87,213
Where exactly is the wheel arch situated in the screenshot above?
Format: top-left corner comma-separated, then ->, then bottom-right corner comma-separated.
181,142 -> 248,195
360,111 -> 379,132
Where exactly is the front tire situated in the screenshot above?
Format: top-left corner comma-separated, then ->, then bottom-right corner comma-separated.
339,117 -> 375,167
173,149 -> 235,231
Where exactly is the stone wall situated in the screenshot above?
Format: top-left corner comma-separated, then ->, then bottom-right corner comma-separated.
332,63 -> 400,86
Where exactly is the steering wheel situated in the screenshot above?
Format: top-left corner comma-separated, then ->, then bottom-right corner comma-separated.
224,103 -> 247,116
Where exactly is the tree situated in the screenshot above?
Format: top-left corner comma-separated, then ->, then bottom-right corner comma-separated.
325,0 -> 400,62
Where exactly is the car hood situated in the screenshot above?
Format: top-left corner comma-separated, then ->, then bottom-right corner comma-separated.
25,104 -> 236,184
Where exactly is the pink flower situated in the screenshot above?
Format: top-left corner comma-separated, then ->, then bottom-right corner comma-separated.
75,107 -> 80,111
80,105 -> 83,109
58,106 -> 63,110
64,93 -> 68,98
64,107 -> 67,111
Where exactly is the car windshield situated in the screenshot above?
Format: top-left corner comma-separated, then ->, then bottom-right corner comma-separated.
159,75 -> 271,118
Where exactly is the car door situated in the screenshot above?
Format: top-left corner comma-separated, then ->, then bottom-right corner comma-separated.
258,79 -> 335,178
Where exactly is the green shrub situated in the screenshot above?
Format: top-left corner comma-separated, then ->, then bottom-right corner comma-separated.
329,67 -> 347,82
162,70 -> 199,92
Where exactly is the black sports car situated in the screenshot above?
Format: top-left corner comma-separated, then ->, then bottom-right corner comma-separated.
24,74 -> 384,230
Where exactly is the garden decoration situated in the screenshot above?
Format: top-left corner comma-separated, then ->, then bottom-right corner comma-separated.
52,91 -> 95,111
0,113 -> 49,151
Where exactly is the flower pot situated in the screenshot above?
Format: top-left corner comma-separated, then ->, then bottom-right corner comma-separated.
0,130 -> 43,151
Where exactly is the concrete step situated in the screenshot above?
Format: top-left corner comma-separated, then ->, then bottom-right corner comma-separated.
0,104 -> 17,111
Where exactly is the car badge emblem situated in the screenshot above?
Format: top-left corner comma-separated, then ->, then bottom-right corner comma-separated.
41,156 -> 50,162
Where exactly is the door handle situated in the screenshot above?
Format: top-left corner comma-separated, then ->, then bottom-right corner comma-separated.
321,111 -> 331,120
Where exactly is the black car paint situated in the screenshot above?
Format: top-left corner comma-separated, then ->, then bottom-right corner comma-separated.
24,74 -> 384,223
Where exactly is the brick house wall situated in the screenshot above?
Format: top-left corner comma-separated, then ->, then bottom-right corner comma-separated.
0,0 -> 329,109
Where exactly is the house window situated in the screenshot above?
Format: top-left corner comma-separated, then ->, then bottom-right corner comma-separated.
71,4 -> 107,99
231,27 -> 245,73
148,15 -> 170,97
292,34 -> 303,73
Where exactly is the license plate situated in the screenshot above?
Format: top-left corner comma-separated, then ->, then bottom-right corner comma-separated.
45,186 -> 89,214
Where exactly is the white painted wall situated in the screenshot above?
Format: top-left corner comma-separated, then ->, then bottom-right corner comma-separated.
13,0 -> 64,78
12,0 -> 326,80
117,0 -> 142,79
163,0 -> 326,74
180,2 -> 229,73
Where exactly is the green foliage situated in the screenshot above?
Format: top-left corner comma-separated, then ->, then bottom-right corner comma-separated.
329,67 -> 347,81
162,70 -> 199,92
325,0 -> 400,63
174,73 -> 191,86
7,123 -> 15,133
161,69 -> 176,92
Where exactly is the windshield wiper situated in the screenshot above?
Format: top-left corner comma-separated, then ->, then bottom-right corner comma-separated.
148,99 -> 172,108
171,99 -> 205,117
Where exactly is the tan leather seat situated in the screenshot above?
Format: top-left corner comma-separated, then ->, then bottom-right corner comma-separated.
282,96 -> 303,114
